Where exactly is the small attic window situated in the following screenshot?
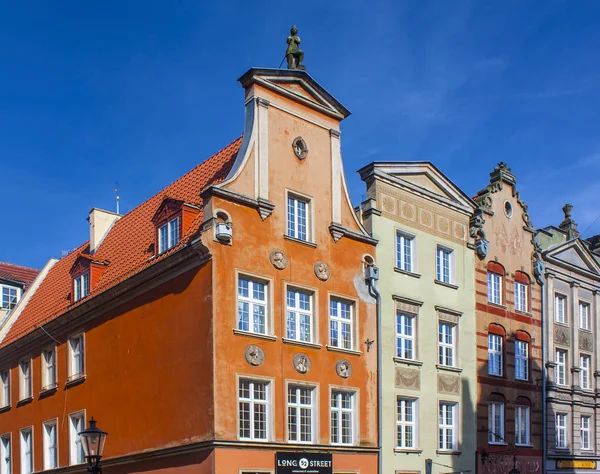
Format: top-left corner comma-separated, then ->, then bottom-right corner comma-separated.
74,272 -> 90,302
504,201 -> 513,218
158,217 -> 180,254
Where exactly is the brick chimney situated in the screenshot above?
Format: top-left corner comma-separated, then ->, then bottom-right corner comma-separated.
88,208 -> 121,254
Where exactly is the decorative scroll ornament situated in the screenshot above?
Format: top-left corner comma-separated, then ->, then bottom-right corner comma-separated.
293,353 -> 311,374
532,232 -> 545,285
244,345 -> 265,367
470,208 -> 489,260
314,261 -> 331,281
270,249 -> 288,270
336,359 -> 352,379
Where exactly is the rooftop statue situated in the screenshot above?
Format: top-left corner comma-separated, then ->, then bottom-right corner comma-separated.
286,25 -> 305,70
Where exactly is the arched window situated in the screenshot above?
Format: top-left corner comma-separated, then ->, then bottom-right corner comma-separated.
514,272 -> 531,313
488,393 -> 506,445
515,331 -> 531,381
487,262 -> 505,305
488,324 -> 506,377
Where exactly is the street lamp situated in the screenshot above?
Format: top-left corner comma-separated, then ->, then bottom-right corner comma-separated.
78,417 -> 108,474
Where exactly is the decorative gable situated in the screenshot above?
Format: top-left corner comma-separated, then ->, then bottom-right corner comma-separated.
544,239 -> 600,277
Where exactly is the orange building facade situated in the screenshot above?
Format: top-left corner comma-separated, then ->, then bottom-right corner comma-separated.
0,68 -> 378,474
471,164 -> 544,474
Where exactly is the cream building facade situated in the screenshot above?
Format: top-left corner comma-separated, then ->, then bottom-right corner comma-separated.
358,162 -> 477,474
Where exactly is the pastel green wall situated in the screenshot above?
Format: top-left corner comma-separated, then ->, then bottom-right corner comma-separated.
372,212 -> 477,474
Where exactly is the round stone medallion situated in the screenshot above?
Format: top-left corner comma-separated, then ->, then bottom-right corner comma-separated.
270,249 -> 288,270
336,359 -> 352,379
293,353 -> 311,374
292,136 -> 308,160
244,345 -> 265,367
314,261 -> 331,281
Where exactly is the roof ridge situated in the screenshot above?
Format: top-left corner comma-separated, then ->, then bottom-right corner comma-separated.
0,261 -> 39,272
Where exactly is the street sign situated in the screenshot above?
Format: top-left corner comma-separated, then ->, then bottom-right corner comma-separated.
275,452 -> 333,474
557,460 -> 596,469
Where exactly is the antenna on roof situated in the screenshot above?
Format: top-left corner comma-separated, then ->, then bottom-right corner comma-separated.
61,250 -> 70,258
114,182 -> 120,214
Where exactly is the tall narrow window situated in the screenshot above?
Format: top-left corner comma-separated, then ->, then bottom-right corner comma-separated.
237,277 -> 268,335
555,294 -> 566,324
43,420 -> 57,470
287,195 -> 309,241
579,302 -> 590,330
556,350 -> 567,386
329,298 -> 354,350
42,348 -> 57,391
515,406 -> 530,446
396,232 -> 414,272
0,370 -> 9,408
436,247 -> 452,284
0,435 -> 9,474
396,313 -> 415,360
438,403 -> 457,451
396,398 -> 417,449
488,402 -> 504,444
69,413 -> 84,464
19,360 -> 31,400
286,288 -> 313,343
488,334 -> 503,376
20,428 -> 32,474
438,322 -> 455,367
239,379 -> 269,441
331,390 -> 354,445
487,272 -> 502,305
515,340 -> 529,381
1,286 -> 19,310
580,354 -> 591,390
515,281 -> 528,312
68,334 -> 85,381
73,272 -> 90,302
555,413 -> 567,448
287,386 -> 314,443
581,416 -> 592,450
158,217 -> 180,253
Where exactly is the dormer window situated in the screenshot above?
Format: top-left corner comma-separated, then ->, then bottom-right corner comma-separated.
158,217 -> 180,253
74,272 -> 89,302
1,284 -> 20,310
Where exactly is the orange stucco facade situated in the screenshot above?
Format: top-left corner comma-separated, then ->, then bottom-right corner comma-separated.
0,68 -> 377,474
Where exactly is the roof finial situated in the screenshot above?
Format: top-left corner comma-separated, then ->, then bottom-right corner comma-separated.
285,25 -> 306,70
559,203 -> 580,240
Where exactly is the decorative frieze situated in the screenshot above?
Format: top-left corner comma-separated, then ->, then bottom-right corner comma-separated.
554,325 -> 570,347
437,374 -> 460,395
395,367 -> 420,390
579,332 -> 593,352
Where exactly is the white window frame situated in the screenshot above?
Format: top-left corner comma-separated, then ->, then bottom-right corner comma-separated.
287,384 -> 316,444
556,413 -> 568,449
43,419 -> 58,470
285,287 -> 314,343
555,294 -> 567,324
515,281 -> 528,312
68,333 -> 85,381
396,312 -> 415,360
0,434 -> 10,474
580,354 -> 591,390
237,275 -> 269,335
488,402 -> 505,444
238,378 -> 271,441
19,428 -> 32,474
69,411 -> 85,465
41,347 -> 57,391
286,193 -> 311,242
330,389 -> 356,446
0,285 -> 21,310
487,272 -> 502,305
396,231 -> 415,272
515,340 -> 529,381
73,272 -> 90,302
488,334 -> 503,376
515,405 -> 530,446
396,397 -> 417,449
158,216 -> 180,254
579,302 -> 590,330
0,370 -> 9,408
436,246 -> 453,284
438,322 -> 455,367
581,415 -> 592,450
556,349 -> 567,386
438,402 -> 457,451
329,297 -> 355,351
18,360 -> 31,401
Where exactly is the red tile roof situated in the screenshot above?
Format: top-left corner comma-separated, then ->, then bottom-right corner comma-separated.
0,262 -> 39,289
1,137 -> 241,348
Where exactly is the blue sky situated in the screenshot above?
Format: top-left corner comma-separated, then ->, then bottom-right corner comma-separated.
2,0 -> 600,269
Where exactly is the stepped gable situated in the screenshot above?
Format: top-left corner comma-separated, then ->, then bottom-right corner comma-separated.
0,262 -> 39,288
1,137 -> 242,348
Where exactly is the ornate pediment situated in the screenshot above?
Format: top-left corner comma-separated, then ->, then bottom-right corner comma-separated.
545,240 -> 600,276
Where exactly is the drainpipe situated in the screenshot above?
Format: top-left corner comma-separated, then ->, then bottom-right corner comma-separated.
541,273 -> 547,474
366,264 -> 382,474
